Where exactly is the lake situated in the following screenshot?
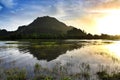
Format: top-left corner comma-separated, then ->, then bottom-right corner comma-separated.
0,39 -> 120,79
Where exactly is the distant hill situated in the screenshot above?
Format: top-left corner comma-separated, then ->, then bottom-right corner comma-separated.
0,16 -> 87,39
16,16 -> 73,35
0,29 -> 8,36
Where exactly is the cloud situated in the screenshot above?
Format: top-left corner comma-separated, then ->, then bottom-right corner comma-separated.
87,0 -> 120,12
0,5 -> 2,10
51,0 -> 117,20
0,0 -> 16,8
100,0 -> 120,8
0,0 -> 110,31
1,0 -> 120,34
57,0 -> 120,34
1,0 -> 87,30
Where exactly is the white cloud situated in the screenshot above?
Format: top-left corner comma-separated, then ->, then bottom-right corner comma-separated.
0,0 -> 90,31
1,0 -> 119,33
0,0 -> 16,8
0,5 -> 2,10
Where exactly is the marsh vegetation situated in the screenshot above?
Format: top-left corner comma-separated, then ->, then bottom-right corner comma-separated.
0,39 -> 120,80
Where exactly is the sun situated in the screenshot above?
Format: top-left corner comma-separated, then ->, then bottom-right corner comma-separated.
96,10 -> 120,35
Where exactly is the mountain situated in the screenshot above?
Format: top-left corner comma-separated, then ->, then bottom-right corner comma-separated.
0,16 -> 87,39
16,16 -> 72,34
67,26 -> 86,37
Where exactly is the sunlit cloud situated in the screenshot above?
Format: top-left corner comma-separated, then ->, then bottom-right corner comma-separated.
0,0 -> 120,34
62,0 -> 120,34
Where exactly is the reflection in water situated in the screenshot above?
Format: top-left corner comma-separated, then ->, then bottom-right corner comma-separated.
17,41 -> 83,61
0,40 -> 120,76
105,41 -> 120,58
51,44 -> 120,74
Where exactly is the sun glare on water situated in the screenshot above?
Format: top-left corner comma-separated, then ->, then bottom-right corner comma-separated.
105,41 -> 120,59
96,10 -> 120,35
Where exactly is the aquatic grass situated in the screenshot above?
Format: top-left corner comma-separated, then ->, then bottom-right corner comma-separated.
0,63 -> 120,80
78,63 -> 91,80
33,75 -> 54,80
34,63 -> 42,74
1,40 -> 120,80
41,42 -> 57,45
44,76 -> 54,80
97,70 -> 120,80
32,44 -> 59,49
61,77 -> 72,80
4,68 -> 27,80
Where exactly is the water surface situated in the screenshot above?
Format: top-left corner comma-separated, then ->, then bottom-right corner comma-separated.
0,39 -> 120,75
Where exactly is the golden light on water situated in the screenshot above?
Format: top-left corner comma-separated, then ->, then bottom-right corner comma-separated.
105,41 -> 120,59
96,9 -> 120,35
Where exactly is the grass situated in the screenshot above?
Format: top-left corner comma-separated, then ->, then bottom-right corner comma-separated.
3,68 -> 27,80
97,70 -> 120,80
1,40 -> 120,80
41,42 -> 57,45
0,62 -> 120,80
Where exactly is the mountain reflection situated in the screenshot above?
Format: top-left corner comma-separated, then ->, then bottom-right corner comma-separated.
17,40 -> 83,61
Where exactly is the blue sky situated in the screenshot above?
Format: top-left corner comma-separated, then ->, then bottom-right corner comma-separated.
0,0 -> 120,34
0,0 -> 81,30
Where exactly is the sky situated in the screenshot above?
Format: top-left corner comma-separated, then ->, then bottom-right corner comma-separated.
0,0 -> 120,35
